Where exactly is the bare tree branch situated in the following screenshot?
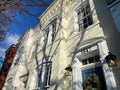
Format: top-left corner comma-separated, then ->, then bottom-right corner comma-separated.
0,0 -> 53,41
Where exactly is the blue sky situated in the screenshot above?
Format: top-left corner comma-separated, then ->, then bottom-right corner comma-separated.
0,0 -> 53,57
0,56 -> 4,68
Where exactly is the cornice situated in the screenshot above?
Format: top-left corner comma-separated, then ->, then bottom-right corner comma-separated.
40,0 -> 61,26
39,0 -> 58,19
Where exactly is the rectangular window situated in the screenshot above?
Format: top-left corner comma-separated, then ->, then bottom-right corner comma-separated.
43,18 -> 57,45
51,19 -> 57,42
44,61 -> 52,89
44,28 -> 49,46
77,1 -> 93,31
45,28 -> 49,39
82,55 -> 100,65
82,59 -> 88,65
79,45 -> 98,55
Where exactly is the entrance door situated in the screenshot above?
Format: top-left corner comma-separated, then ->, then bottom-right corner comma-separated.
82,66 -> 107,90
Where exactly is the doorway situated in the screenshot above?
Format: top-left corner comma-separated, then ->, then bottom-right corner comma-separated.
82,66 -> 107,90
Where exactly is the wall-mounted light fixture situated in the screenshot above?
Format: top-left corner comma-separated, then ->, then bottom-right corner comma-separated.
65,65 -> 72,76
105,52 -> 118,67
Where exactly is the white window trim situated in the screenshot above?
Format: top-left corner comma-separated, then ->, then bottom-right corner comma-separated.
41,18 -> 57,47
72,40 -> 117,90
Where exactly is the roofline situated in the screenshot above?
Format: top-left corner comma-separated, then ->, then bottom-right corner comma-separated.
6,44 -> 18,52
18,28 -> 33,42
39,0 -> 57,19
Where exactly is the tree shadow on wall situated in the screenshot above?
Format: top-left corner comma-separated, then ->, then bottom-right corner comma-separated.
34,13 -> 63,89
50,74 -> 73,90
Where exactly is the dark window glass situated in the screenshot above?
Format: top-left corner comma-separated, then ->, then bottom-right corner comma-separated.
51,20 -> 57,42
88,57 -> 94,63
44,28 -> 49,45
94,55 -> 100,62
82,55 -> 100,66
105,0 -> 116,5
14,57 -> 20,65
78,2 -> 93,31
44,63 -> 52,88
44,67 -> 49,86
82,59 -> 88,65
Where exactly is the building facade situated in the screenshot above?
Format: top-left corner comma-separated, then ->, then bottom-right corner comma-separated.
0,56 -> 4,69
0,44 -> 18,90
3,0 -> 120,90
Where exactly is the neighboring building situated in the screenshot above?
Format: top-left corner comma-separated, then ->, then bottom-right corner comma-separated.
108,0 -> 120,32
0,44 -> 18,90
2,27 -> 41,90
3,0 -> 120,90
0,56 -> 4,69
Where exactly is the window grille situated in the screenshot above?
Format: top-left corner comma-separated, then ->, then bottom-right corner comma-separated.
77,1 -> 93,31
82,55 -> 100,65
79,45 -> 98,55
51,19 -> 57,42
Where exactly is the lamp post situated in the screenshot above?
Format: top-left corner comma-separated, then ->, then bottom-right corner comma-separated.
105,52 -> 118,90
105,52 -> 118,67
65,65 -> 72,76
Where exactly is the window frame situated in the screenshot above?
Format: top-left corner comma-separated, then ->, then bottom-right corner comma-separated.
44,63 -> 52,88
51,18 -> 57,42
108,0 -> 120,32
105,0 -> 117,5
76,1 -> 93,31
43,18 -> 57,46
82,55 -> 100,65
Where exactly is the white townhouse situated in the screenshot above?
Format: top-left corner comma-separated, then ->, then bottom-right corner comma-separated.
3,0 -> 120,90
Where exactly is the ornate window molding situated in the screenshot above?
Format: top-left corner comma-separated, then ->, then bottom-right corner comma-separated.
73,0 -> 93,32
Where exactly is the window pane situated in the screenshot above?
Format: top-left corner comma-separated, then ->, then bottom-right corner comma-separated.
44,63 -> 52,88
88,16 -> 93,25
51,19 -> 57,42
88,57 -> 94,63
105,0 -> 116,5
44,67 -> 49,86
82,59 -> 88,65
94,55 -> 100,62
83,18 -> 88,29
77,2 -> 93,31
109,1 -> 120,32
